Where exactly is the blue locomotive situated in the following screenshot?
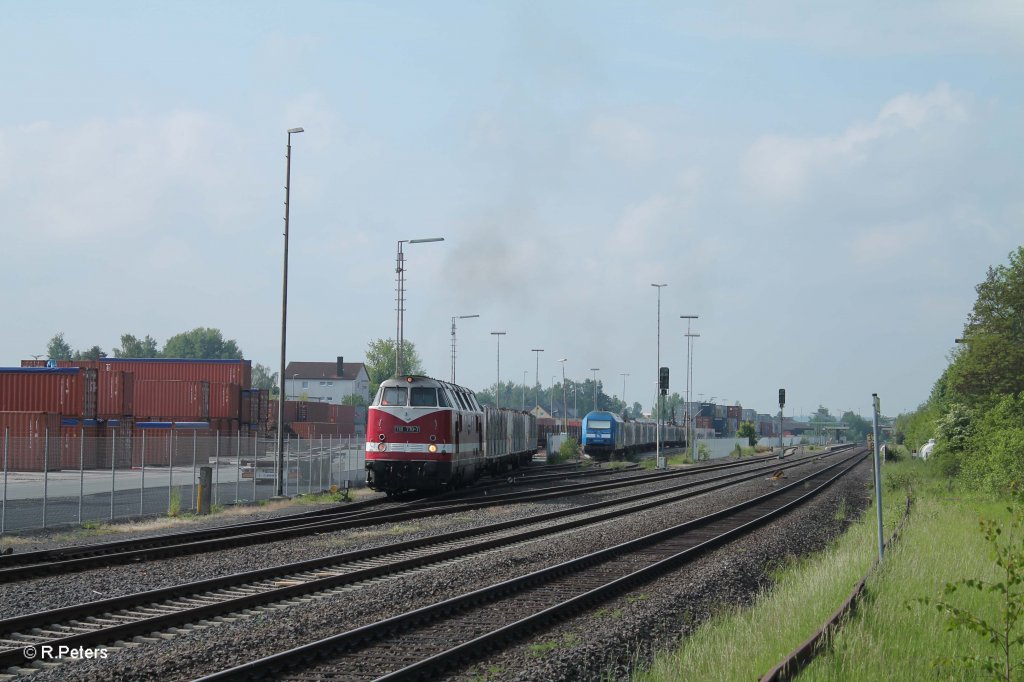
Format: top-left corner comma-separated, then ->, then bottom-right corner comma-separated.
581,411 -> 684,459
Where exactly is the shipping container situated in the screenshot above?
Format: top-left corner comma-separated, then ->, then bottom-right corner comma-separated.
0,367 -> 97,418
209,383 -> 241,420
135,380 -> 210,420
291,421 -> 344,439
696,415 -> 713,430
23,358 -> 251,390
97,371 -> 134,418
94,419 -> 134,469
131,423 -> 203,467
0,412 -> 62,471
726,405 -> 742,419
60,419 -> 101,469
240,389 -> 255,425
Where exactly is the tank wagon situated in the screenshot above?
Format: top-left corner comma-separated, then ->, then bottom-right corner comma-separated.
581,411 -> 685,459
365,375 -> 537,493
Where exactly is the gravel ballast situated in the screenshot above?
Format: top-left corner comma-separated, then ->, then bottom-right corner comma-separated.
9,454 -> 872,681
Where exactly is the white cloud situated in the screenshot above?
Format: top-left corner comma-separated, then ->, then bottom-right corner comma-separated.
588,114 -> 659,165
741,84 -> 970,202
0,112 -> 261,243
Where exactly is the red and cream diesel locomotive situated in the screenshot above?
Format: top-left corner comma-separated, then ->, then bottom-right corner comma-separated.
365,375 -> 538,493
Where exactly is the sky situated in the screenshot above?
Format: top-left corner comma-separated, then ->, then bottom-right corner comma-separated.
2,1 -> 1022,419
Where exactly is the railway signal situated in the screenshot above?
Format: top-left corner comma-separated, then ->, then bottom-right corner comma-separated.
659,367 -> 669,395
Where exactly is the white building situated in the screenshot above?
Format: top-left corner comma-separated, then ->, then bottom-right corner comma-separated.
284,357 -> 370,404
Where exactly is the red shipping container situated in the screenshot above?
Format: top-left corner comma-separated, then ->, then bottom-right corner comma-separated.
209,383 -> 241,420
291,421 -> 343,439
240,390 -> 254,425
131,425 -> 196,467
23,359 -> 251,390
257,390 -> 269,424
0,368 -> 97,418
98,371 -> 135,418
60,422 -> 101,469
726,405 -> 742,419
0,412 -> 61,472
696,415 -> 714,430
135,381 -> 210,420
95,419 -> 134,469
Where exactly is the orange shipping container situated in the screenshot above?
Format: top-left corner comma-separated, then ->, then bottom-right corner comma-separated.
0,367 -> 97,418
0,412 -> 62,472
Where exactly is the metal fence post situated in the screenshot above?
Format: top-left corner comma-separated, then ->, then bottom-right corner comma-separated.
285,434 -> 291,496
214,433 -> 220,506
329,434 -> 334,491
140,430 -> 146,517
191,431 -> 198,511
2,427 -> 8,535
43,426 -> 49,529
251,432 -> 257,502
110,427 -> 117,520
168,429 -> 174,514
79,423 -> 85,525
235,430 -> 241,503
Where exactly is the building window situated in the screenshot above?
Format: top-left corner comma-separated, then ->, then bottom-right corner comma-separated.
301,381 -> 308,388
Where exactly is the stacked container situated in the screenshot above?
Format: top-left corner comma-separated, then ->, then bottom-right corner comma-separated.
0,412 -> 62,471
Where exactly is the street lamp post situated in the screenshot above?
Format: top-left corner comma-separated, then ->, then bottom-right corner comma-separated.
395,237 -> 444,376
559,359 -> 568,432
277,125 -> 303,498
522,370 -> 527,410
590,368 -> 600,413
491,332 -> 506,409
681,315 -> 699,463
531,349 -> 544,409
450,314 -> 479,383
652,283 -> 667,469
620,373 -> 629,411
551,376 -> 557,417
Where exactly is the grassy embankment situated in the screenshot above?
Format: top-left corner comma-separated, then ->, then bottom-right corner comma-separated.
634,457 -> 1014,681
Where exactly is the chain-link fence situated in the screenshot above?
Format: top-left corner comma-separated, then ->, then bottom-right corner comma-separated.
0,426 -> 366,534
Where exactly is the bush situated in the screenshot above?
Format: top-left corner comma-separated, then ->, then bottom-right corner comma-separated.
558,438 -> 580,463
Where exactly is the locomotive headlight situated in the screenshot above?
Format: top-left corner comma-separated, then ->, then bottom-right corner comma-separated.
377,443 -> 387,452
428,444 -> 437,453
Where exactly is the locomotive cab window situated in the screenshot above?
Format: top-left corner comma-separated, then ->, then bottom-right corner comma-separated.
589,420 -> 612,429
437,389 -> 451,408
410,387 -> 437,407
380,386 -> 408,406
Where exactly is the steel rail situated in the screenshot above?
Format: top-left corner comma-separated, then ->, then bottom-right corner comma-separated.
194,450 -> 868,681
0,451 -> 832,583
0,450 -> 846,672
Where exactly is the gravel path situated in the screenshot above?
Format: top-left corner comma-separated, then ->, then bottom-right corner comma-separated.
10,455 -> 872,681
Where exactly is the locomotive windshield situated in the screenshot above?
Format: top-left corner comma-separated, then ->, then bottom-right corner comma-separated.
410,387 -> 438,407
588,420 -> 612,429
380,386 -> 408,406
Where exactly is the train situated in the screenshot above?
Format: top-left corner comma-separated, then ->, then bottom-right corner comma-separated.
365,375 -> 538,493
581,410 -> 685,459
536,416 -> 582,449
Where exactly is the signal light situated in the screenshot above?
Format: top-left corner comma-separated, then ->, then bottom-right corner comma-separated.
779,388 -> 786,408
659,367 -> 669,394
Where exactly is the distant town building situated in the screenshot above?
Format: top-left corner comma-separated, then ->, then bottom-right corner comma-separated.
285,357 -> 370,404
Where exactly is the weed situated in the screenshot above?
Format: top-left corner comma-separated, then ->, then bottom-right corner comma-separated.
168,486 -> 183,517
918,507 -> 1024,680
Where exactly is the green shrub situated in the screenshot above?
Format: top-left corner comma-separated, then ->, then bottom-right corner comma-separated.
558,438 -> 580,463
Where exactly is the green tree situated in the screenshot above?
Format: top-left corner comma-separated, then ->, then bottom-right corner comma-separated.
46,333 -> 73,360
162,328 -> 243,359
114,334 -> 161,358
737,421 -> 758,446
948,246 -> 1024,403
251,363 -> 277,391
73,345 -> 106,361
364,338 -> 424,395
342,393 -> 368,406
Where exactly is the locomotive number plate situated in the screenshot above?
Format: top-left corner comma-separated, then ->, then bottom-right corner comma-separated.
395,426 -> 420,433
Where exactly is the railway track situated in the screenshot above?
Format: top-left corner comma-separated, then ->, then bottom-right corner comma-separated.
195,448 -> 869,681
0,449 -> 852,678
0,451 -> 831,583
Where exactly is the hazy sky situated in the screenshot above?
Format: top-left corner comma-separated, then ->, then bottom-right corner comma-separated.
2,1 -> 1021,418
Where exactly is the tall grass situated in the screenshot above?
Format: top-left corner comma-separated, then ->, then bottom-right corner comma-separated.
634,460 -> 1009,681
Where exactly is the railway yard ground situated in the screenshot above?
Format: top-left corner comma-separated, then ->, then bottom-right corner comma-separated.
0,448 -> 988,681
